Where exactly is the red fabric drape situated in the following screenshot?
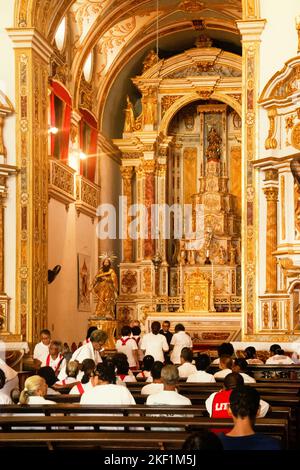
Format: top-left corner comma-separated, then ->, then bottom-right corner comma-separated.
49,80 -> 72,161
61,103 -> 71,162
50,92 -> 56,155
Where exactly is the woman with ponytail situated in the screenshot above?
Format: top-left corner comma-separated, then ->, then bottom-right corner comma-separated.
19,375 -> 55,405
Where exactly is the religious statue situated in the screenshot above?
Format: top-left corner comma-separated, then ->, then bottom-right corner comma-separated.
205,127 -> 222,161
91,257 -> 118,320
203,227 -> 213,258
142,88 -> 157,126
123,96 -> 135,133
142,49 -> 158,72
218,245 -> 227,265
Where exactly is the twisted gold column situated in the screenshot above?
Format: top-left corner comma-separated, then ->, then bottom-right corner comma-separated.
121,166 -> 134,262
263,187 -> 278,293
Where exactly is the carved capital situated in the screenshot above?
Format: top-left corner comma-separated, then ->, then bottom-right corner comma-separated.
263,186 -> 278,201
142,160 -> 156,174
120,166 -> 134,180
156,163 -> 167,177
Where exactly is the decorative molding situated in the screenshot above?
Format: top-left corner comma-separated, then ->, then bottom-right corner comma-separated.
75,175 -> 100,220
7,28 -> 53,63
236,19 -> 266,42
48,158 -> 76,208
265,108 -> 278,150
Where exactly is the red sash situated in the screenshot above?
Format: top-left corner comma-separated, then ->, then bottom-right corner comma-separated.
46,354 -> 64,375
118,374 -> 126,381
121,337 -> 131,346
77,383 -> 85,395
211,389 -> 232,418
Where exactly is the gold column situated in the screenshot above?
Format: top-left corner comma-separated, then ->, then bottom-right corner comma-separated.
143,160 -> 156,260
8,29 -> 52,345
121,166 -> 134,262
135,165 -> 145,262
236,18 -> 266,336
263,186 -> 278,293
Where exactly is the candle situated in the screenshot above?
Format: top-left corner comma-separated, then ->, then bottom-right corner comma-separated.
206,249 -> 209,258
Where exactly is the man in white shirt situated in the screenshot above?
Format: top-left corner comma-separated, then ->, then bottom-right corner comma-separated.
146,365 -> 191,431
232,358 -> 256,383
170,324 -> 193,365
213,355 -> 233,379
33,329 -> 51,369
140,321 -> 169,362
71,329 -> 108,365
146,365 -> 191,406
211,342 -> 235,365
187,354 -> 216,383
58,330 -> 107,381
80,363 -> 136,431
141,361 -> 164,395
115,325 -> 139,369
177,348 -> 197,378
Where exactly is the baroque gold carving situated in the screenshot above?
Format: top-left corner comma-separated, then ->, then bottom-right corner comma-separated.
280,175 -> 286,240
79,76 -> 94,111
264,169 -> 278,182
48,158 -> 75,207
291,122 -> 300,150
161,95 -> 182,118
272,302 -> 279,329
142,268 -> 152,292
121,270 -> 137,294
263,302 -> 269,328
142,50 -> 159,73
265,108 -> 277,149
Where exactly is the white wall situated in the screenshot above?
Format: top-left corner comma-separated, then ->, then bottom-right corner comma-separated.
48,199 -> 98,345
0,3 -> 16,331
258,0 -> 300,157
260,0 -> 300,88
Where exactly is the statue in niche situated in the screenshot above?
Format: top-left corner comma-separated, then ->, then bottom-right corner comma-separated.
205,127 -> 222,161
91,257 -> 118,320
123,96 -> 135,133
142,50 -> 158,73
218,245 -> 227,265
142,89 -> 157,126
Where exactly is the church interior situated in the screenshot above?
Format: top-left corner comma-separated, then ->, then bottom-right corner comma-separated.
1,0 -> 300,455
1,0 -> 300,348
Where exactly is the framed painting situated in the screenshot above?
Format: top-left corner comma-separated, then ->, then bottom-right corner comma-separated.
77,253 -> 91,311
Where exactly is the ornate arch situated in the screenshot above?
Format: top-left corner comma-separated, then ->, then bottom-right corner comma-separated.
159,92 -> 241,136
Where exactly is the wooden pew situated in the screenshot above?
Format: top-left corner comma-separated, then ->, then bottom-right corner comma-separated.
0,415 -> 289,449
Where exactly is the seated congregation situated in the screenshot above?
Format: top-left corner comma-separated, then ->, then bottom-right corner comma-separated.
0,320 -> 300,451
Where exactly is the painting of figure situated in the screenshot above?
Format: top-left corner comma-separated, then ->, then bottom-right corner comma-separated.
78,254 -> 91,311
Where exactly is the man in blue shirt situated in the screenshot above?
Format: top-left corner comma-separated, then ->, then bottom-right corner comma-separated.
219,385 -> 281,450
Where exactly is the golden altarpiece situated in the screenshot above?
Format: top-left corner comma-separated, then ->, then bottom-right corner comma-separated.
114,41 -> 243,342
